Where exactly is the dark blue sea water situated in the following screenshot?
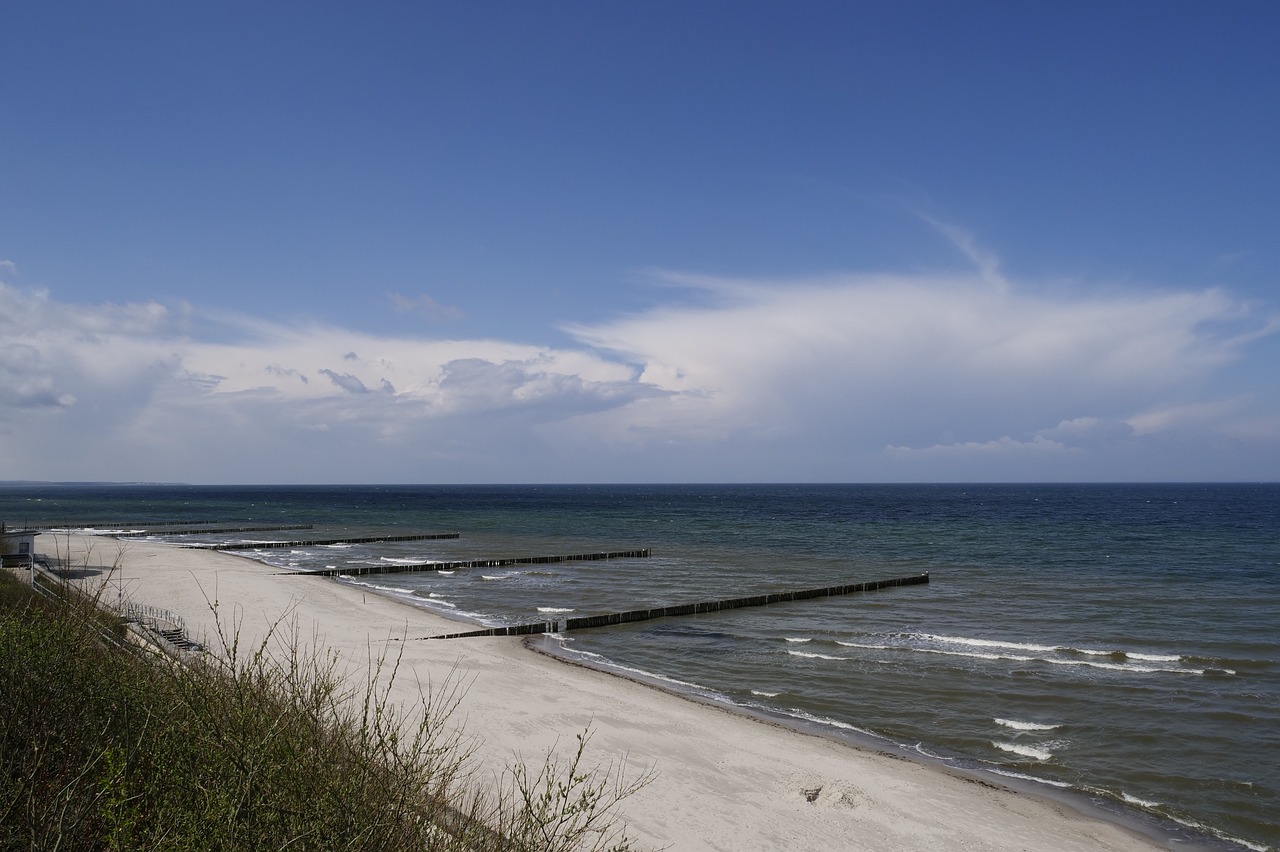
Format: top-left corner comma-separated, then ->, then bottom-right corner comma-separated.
4,483 -> 1277,851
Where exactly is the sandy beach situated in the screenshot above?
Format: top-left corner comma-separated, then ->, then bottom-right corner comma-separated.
46,533 -> 1167,852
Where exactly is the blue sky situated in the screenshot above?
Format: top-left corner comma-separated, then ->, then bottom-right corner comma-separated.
2,1 -> 1278,484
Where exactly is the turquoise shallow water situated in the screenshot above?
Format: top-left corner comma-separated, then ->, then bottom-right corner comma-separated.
5,483 -> 1277,851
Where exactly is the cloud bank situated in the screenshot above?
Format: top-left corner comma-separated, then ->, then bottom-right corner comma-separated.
1,265 -> 1276,483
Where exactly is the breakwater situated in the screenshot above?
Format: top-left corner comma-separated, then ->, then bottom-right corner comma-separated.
426,573 -> 929,639
289,548 -> 652,577
189,532 -> 463,551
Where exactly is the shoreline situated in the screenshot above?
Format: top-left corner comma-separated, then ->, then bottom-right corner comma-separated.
523,633 -> 1224,852
47,534 -> 1185,851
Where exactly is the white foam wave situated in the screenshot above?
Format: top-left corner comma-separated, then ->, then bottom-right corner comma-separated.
862,635 -> 1219,675
995,718 -> 1060,732
437,570 -> 454,575
787,650 -> 847,661
784,637 -> 811,643
1120,791 -> 1160,808
923,634 -> 1189,667
321,543 -> 355,548
537,607 -> 574,613
783,709 -> 881,739
1167,816 -> 1269,852
343,579 -> 415,595
993,741 -> 1052,761
1048,658 -> 1211,675
751,690 -> 780,697
984,768 -> 1074,789
481,575 -> 508,581
594,660 -> 706,691
923,633 -> 1057,653
920,648 -> 1037,663
1076,648 -> 1182,662
910,742 -> 952,760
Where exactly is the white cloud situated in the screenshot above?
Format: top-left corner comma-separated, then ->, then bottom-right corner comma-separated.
885,434 -> 1073,458
563,273 -> 1267,436
1125,399 -> 1248,436
915,213 -> 1008,290
0,265 -> 1277,483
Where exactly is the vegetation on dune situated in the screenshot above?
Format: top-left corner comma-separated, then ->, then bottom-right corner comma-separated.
0,570 -> 650,851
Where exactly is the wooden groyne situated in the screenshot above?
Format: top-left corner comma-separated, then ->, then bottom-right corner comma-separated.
289,548 -> 652,577
193,532 -> 463,551
426,573 -> 929,639
123,524 -> 315,537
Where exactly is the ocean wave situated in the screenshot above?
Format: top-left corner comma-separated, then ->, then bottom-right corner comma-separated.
1167,815 -> 1270,852
588,659 -> 709,692
787,650 -> 848,661
844,634 -> 1225,676
984,768 -> 1074,789
481,575 -> 508,581
993,741 -> 1052,761
1120,791 -> 1161,808
922,633 -> 1057,653
781,708 -> 881,740
751,689 -> 780,697
784,637 -> 812,643
921,634 -> 1188,667
342,578 -> 416,596
1080,649 -> 1181,662
994,718 -> 1060,732
537,607 -> 574,613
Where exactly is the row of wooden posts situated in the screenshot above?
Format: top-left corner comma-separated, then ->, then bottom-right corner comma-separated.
32,520 -> 931,641
425,573 -> 930,639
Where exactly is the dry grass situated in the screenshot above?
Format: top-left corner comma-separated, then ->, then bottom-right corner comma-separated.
0,570 -> 650,851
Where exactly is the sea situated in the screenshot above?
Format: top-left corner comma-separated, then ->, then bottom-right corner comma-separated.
3,482 -> 1276,851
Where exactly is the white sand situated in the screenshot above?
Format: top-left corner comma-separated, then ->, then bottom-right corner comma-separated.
46,534 -> 1164,852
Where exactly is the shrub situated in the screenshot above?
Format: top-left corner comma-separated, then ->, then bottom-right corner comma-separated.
0,571 -> 649,851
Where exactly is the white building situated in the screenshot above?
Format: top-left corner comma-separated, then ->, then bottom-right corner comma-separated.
0,523 -> 40,566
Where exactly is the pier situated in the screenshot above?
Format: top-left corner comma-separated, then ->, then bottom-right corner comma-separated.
188,532 -> 463,551
425,573 -> 929,639
288,548 -> 652,577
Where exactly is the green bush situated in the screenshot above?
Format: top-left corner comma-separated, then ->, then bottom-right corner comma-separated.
0,572 -> 649,851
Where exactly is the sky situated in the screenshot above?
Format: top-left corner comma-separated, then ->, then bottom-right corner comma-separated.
2,1 -> 1278,484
